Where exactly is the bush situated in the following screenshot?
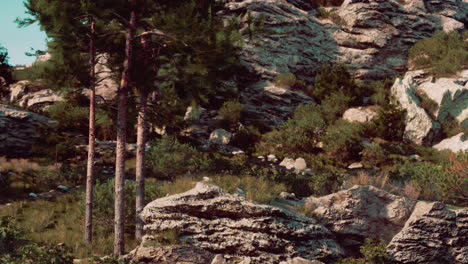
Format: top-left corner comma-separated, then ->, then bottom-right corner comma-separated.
311,63 -> 357,103
338,238 -> 388,264
231,125 -> 261,152
273,73 -> 307,91
0,218 -> 22,255
361,144 -> 389,168
416,90 -> 438,118
398,161 -> 446,201
409,31 -> 468,77
372,103 -> 406,141
320,91 -> 353,123
147,136 -> 209,179
0,243 -> 74,264
257,104 -> 326,155
321,120 -> 364,164
218,100 -> 245,129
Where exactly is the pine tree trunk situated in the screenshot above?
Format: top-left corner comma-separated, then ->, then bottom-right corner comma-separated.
114,9 -> 136,256
135,91 -> 147,241
84,17 -> 96,244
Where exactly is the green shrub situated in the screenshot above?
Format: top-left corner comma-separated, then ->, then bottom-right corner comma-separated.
366,79 -> 394,106
321,120 -> 364,164
441,113 -> 466,138
338,238 -> 388,264
416,90 -> 438,118
398,161 -> 446,201
372,103 -> 406,141
0,243 -> 74,264
0,218 -> 23,255
409,31 -> 468,77
257,104 -> 326,155
273,73 -> 307,91
218,100 -> 245,129
321,91 -> 353,123
147,136 -> 209,179
311,63 -> 356,103
361,144 -> 389,168
231,125 -> 261,152
316,8 -> 347,26
308,171 -> 344,196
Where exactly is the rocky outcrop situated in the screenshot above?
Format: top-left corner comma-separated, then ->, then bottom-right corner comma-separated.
433,132 -> 468,153
136,183 -> 345,264
342,107 -> 378,123
127,245 -> 215,264
304,185 -> 417,255
387,202 -> 468,264
209,129 -> 233,145
0,104 -> 56,156
391,71 -> 440,145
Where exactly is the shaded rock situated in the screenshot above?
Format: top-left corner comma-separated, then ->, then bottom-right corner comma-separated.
18,89 -> 64,109
304,185 -> 416,254
127,245 -> 215,264
391,71 -> 440,145
209,129 -> 233,145
433,132 -> 468,153
0,104 -> 56,156
342,107 -> 377,123
139,183 -> 345,263
387,202 -> 468,264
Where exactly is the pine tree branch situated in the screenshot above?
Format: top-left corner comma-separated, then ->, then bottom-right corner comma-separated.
134,30 -> 188,46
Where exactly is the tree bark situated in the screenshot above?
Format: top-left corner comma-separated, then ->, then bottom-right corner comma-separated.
84,17 -> 96,244
135,90 -> 147,241
114,9 -> 136,256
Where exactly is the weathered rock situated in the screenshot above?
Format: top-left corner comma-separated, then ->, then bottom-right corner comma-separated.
294,158 -> 307,172
347,162 -> 363,169
387,202 -> 468,264
418,76 -> 468,124
280,257 -> 324,264
342,107 -> 378,123
0,104 -> 56,156
211,254 -> 227,264
209,129 -> 233,145
139,183 -> 345,263
305,185 -> 417,254
391,71 -> 440,145
8,80 -> 29,102
433,132 -> 468,153
127,245 -> 215,264
17,89 -> 65,109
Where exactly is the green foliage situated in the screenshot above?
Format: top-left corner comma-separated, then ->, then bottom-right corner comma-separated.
310,0 -> 345,8
231,125 -> 261,153
273,73 -> 307,91
87,255 -> 136,264
212,175 -> 286,204
0,218 -> 23,255
258,104 -> 326,155
365,79 -> 394,106
338,238 -> 388,264
311,63 -> 356,103
372,104 -> 406,141
0,44 -> 12,88
321,120 -> 364,164
147,136 -> 209,179
321,91 -> 353,123
441,113 -> 466,138
416,90 -> 438,118
409,31 -> 468,77
0,243 -> 73,264
361,144 -> 389,168
218,100 -> 245,128
90,178 -> 161,232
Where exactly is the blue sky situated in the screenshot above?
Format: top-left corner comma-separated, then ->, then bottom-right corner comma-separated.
0,0 -> 47,66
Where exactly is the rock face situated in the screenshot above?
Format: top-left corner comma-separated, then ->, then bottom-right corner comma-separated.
391,71 -> 440,145
433,132 -> 468,153
127,245 -> 215,264
342,107 -> 378,123
387,202 -> 468,264
7,81 -> 64,109
305,185 -> 417,254
0,104 -> 56,156
137,183 -> 345,263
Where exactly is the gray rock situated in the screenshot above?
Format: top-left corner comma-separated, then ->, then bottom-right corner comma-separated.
267,154 -> 277,162
0,104 -> 56,156
138,183 -> 345,263
387,202 -> 468,264
305,185 -> 417,254
348,162 -> 363,169
391,71 -> 440,145
280,257 -> 324,264
127,245 -> 215,264
209,129 -> 232,145
342,107 -> 378,123
294,158 -> 307,172
433,132 -> 468,153
279,192 -> 297,200
279,157 -> 295,170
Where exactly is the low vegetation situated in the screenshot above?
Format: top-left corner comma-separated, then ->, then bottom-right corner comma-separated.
337,238 -> 389,264
409,30 -> 468,77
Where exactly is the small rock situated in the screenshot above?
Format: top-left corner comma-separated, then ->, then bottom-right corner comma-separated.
232,150 -> 245,155
29,193 -> 39,198
202,176 -> 210,182
342,107 -> 378,123
348,162 -> 363,169
267,154 -> 277,162
301,168 -> 314,175
279,157 -> 295,170
279,192 -> 297,200
209,129 -> 232,145
239,257 -> 252,264
57,185 -> 69,192
211,255 -> 227,264
294,158 -> 307,172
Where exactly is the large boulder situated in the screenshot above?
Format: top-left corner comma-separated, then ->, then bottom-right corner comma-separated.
304,185 -> 417,254
0,104 -> 56,156
137,183 -> 345,263
391,71 -> 441,145
433,132 -> 468,153
387,202 -> 468,264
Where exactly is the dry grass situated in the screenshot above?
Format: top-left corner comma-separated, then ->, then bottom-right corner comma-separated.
0,157 -> 57,173
403,181 -> 421,200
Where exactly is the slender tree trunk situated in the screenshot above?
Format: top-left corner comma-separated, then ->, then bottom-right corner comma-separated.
135,90 -> 147,241
85,17 -> 96,244
114,9 -> 136,256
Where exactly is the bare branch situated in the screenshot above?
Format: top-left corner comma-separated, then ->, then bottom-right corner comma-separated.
112,11 -> 133,29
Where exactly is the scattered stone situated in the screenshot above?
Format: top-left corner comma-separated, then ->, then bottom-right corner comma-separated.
267,154 -> 277,162
294,158 -> 307,172
232,150 -> 245,155
279,158 -> 295,170
209,129 -> 232,145
279,192 -> 297,201
347,162 -> 363,169
342,107 -> 378,123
